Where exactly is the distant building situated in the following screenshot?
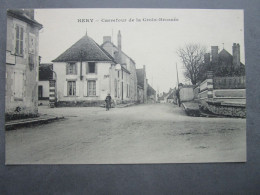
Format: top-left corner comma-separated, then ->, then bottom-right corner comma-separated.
52,31 -> 132,106
167,88 -> 176,104
5,9 -> 43,119
38,63 -> 53,101
203,43 -> 245,78
147,84 -> 156,103
101,31 -> 138,103
136,66 -> 148,103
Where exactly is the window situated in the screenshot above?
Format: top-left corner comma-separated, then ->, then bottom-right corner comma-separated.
15,25 -> 24,56
118,70 -> 120,78
88,62 -> 96,73
38,85 -> 43,98
67,81 -> 76,96
114,79 -> 117,97
66,63 -> 77,75
88,80 -> 96,96
122,70 -> 123,79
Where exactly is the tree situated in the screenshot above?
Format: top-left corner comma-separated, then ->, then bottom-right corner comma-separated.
177,44 -> 207,85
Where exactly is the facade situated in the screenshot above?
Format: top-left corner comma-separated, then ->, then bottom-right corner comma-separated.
101,31 -> 138,103
52,31 -> 130,106
136,66 -> 148,103
38,63 -> 53,100
5,9 -> 43,119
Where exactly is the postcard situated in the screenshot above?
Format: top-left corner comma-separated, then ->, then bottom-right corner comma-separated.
5,9 -> 246,164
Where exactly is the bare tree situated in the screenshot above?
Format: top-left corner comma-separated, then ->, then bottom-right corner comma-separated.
177,44 -> 207,85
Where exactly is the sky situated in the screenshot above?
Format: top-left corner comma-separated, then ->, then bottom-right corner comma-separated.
35,9 -> 245,93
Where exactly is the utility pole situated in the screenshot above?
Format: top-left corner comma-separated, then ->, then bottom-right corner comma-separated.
176,63 -> 179,87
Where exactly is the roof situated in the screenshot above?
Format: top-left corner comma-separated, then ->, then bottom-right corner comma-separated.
136,69 -> 145,88
101,41 -> 136,64
7,9 -> 43,29
218,49 -> 233,58
52,35 -> 115,63
147,84 -> 156,96
39,63 -> 53,81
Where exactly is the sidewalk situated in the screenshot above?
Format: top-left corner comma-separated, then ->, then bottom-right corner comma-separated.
5,114 -> 64,130
181,102 -> 201,117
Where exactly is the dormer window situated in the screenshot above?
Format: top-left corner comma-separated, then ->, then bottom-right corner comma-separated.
66,63 -> 77,75
87,62 -> 96,73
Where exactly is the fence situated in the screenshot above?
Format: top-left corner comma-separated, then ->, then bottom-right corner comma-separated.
213,76 -> 246,89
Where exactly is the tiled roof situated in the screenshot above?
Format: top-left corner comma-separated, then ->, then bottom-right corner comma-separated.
52,35 -> 115,62
7,9 -> 43,29
101,41 -> 136,64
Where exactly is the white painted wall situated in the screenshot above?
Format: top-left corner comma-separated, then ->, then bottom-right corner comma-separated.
53,61 -> 113,102
38,81 -> 49,98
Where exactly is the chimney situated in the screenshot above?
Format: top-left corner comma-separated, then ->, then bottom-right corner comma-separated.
118,30 -> 122,52
204,53 -> 210,65
103,36 -> 111,43
211,46 -> 218,64
232,43 -> 241,68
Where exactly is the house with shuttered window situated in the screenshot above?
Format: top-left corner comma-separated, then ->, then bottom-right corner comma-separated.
5,9 -> 43,120
52,31 -> 130,106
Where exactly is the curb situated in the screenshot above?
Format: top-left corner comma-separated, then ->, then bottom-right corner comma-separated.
5,116 -> 65,130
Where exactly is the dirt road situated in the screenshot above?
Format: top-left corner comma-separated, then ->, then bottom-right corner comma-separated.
5,103 -> 246,164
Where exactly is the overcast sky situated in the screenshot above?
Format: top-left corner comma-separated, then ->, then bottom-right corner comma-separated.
35,9 -> 244,93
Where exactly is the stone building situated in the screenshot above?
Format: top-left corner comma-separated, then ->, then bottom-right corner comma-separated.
5,9 -> 43,120
203,43 -> 245,77
101,31 -> 138,103
52,31 -> 131,106
136,66 -> 148,103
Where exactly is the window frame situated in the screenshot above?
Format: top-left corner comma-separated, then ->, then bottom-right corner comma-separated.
66,62 -> 77,75
87,80 -> 96,96
67,80 -> 76,96
88,62 -> 96,74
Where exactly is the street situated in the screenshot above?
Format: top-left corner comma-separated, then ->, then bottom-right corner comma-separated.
6,103 -> 246,164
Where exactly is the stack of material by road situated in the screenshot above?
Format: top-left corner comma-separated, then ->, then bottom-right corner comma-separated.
5,115 -> 64,130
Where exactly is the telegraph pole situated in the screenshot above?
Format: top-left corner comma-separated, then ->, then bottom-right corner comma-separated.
176,63 -> 179,87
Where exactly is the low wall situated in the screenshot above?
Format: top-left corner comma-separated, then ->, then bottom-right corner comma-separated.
180,87 -> 194,102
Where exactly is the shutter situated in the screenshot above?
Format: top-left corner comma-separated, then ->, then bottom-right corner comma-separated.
14,71 -> 23,98
76,81 -> 80,96
63,81 -> 68,96
75,63 -> 78,75
83,80 -> 88,96
95,63 -> 97,74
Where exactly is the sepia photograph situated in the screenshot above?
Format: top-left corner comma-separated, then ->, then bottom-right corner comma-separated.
5,8 -> 246,164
